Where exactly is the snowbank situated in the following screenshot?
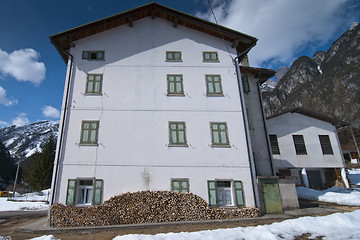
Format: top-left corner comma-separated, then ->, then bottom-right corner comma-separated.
112,210 -> 360,240
296,186 -> 360,206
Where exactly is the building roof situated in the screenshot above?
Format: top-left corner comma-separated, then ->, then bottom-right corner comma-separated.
266,108 -> 350,129
50,2 -> 258,63
240,66 -> 275,84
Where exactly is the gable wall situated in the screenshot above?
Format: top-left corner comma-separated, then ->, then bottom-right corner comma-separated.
267,113 -> 345,169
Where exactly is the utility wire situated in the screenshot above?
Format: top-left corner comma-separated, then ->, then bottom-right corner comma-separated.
207,0 -> 234,61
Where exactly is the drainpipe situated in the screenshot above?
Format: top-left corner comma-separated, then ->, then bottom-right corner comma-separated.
233,56 -> 260,208
50,50 -> 74,206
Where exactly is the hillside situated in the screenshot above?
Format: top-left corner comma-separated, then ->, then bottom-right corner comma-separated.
262,23 -> 360,128
0,120 -> 59,161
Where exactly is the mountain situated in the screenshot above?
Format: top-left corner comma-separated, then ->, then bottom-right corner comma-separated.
0,121 -> 59,161
262,23 -> 360,127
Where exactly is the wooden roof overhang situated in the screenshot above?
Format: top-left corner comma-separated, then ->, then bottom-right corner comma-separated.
267,108 -> 350,129
240,66 -> 275,84
50,2 -> 258,63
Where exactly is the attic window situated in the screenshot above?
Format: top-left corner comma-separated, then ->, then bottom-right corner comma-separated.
166,51 -> 182,61
82,51 -> 104,60
242,75 -> 250,93
203,51 -> 219,62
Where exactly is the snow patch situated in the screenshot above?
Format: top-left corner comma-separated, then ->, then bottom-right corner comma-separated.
350,22 -> 359,30
317,65 -> 322,74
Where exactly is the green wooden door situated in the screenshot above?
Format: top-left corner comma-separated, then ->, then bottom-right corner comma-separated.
260,178 -> 283,214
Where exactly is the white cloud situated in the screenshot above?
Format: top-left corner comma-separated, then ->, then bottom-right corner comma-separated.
0,48 -> 46,85
0,120 -> 9,127
197,0 -> 357,67
0,86 -> 18,106
12,113 -> 30,126
42,106 -> 60,119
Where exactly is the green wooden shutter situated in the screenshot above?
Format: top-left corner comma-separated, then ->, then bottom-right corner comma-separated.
66,179 -> 76,206
242,75 -> 250,93
234,181 -> 245,207
92,179 -> 103,205
207,180 -> 217,206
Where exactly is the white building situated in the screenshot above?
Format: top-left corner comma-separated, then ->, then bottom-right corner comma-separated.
50,3 -> 276,210
267,108 -> 350,189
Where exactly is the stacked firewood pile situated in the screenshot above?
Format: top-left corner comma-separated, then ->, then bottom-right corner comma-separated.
50,191 -> 260,227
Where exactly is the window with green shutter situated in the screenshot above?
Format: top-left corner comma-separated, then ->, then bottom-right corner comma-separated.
167,74 -> 184,96
207,180 -> 217,206
92,179 -> 103,205
242,75 -> 250,93
166,51 -> 182,61
82,51 -> 104,60
85,74 -> 102,94
169,122 -> 187,146
203,51 -> 219,62
171,179 -> 189,193
234,181 -> 245,207
80,121 -> 99,145
206,75 -> 223,96
66,179 -> 76,206
210,122 -> 230,147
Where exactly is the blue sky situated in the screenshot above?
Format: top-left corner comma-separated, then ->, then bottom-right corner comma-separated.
0,0 -> 359,127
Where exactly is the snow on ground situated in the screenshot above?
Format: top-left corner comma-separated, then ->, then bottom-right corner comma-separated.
27,236 -> 59,240
113,210 -> 360,240
0,189 -> 50,211
348,168 -> 360,185
297,186 -> 360,206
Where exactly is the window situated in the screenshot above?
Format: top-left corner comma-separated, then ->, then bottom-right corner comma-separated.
319,135 -> 334,155
269,134 -> 280,155
169,122 -> 187,146
242,75 -> 250,93
203,51 -> 219,61
166,51 -> 182,61
82,51 -> 104,60
171,179 -> 189,193
210,122 -> 230,147
293,135 -> 307,155
208,180 -> 245,207
80,121 -> 99,145
66,179 -> 103,206
167,74 -> 184,95
206,75 -> 223,95
85,74 -> 102,94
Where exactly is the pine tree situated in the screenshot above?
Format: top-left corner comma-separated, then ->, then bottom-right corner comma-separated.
0,141 -> 16,190
23,136 -> 56,191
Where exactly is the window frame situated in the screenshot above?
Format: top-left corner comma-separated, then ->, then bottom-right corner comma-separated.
318,135 -> 334,155
66,178 -> 103,206
203,51 -> 219,62
80,121 -> 99,145
269,134 -> 280,155
207,180 -> 245,207
167,74 -> 184,96
85,74 -> 103,95
82,51 -> 105,61
171,178 -> 189,193
206,74 -> 223,96
292,135 -> 307,155
168,121 -> 188,147
210,122 -> 230,147
166,51 -> 182,62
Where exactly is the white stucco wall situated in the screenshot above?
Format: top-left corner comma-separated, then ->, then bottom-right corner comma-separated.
267,113 -> 345,169
53,17 -> 255,207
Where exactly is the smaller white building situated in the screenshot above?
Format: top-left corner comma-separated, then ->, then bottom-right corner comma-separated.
266,108 -> 349,189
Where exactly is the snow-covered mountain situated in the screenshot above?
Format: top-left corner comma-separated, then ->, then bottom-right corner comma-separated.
0,121 -> 59,160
